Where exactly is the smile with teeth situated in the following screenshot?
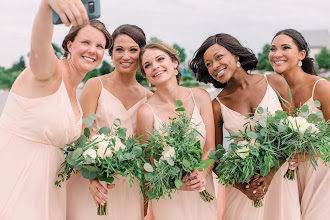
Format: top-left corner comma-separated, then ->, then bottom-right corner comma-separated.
121,62 -> 132,66
274,60 -> 285,64
153,70 -> 165,77
214,69 -> 225,77
83,56 -> 96,62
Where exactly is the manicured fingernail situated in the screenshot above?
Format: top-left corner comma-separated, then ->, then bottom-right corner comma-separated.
253,190 -> 256,194
246,185 -> 249,189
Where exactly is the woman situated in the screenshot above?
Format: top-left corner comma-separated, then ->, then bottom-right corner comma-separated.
269,29 -> 330,220
66,24 -> 152,220
137,42 -> 217,220
190,33 -> 301,220
0,0 -> 111,219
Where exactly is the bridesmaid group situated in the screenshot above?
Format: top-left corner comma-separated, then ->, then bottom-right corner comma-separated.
0,0 -> 329,219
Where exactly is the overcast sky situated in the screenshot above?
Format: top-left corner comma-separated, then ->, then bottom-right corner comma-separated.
1,0 -> 330,68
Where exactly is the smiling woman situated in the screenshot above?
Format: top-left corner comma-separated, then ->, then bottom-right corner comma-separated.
0,0 -> 111,219
66,24 -> 153,220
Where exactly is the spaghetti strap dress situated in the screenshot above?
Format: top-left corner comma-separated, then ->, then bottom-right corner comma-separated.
144,88 -> 217,220
214,75 -> 301,220
66,77 -> 146,220
0,80 -> 82,220
297,78 -> 330,220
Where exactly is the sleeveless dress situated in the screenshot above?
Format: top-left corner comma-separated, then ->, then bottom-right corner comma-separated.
144,88 -> 217,220
0,80 -> 82,220
297,79 -> 330,220
215,75 -> 301,220
66,77 -> 146,220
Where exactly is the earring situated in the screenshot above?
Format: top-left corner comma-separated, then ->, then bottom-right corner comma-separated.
110,60 -> 114,66
148,81 -> 151,87
67,53 -> 71,60
236,61 -> 241,68
298,60 -> 302,67
174,69 -> 178,75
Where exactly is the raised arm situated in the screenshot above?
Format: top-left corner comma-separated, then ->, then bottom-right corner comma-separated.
29,0 -> 88,81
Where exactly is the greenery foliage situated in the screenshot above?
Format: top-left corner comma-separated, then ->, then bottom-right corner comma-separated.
256,44 -> 273,72
316,47 -> 330,70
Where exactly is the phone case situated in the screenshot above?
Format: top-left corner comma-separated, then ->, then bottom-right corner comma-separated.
52,0 -> 101,25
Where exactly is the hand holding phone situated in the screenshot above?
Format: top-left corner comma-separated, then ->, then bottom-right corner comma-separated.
52,0 -> 101,25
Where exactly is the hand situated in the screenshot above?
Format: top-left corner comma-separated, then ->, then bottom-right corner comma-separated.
47,0 -> 89,26
179,170 -> 206,192
289,153 -> 311,168
89,179 -> 115,207
234,182 -> 264,201
247,171 -> 276,197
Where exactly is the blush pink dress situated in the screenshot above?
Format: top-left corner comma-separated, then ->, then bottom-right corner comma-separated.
0,80 -> 82,220
297,78 -> 330,220
144,88 -> 217,220
215,75 -> 301,220
66,77 -> 146,220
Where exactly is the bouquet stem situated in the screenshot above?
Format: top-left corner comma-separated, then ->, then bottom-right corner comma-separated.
253,199 -> 263,207
199,189 -> 214,202
97,181 -> 108,215
284,165 -> 298,181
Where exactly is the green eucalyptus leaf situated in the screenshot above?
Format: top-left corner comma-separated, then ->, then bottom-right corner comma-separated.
98,176 -> 114,184
174,179 -> 183,189
170,166 -> 180,174
182,159 -> 191,168
314,100 -> 321,108
82,165 -> 99,172
136,135 -> 144,141
175,107 -> 185,112
260,128 -> 266,136
144,163 -> 154,172
300,104 -> 309,113
76,135 -> 87,148
117,128 -> 127,139
67,153 -> 78,166
89,112 -> 97,120
83,117 -> 94,126
257,107 -> 264,115
307,114 -> 318,122
81,168 -> 98,179
132,146 -> 143,157
84,128 -> 90,138
174,100 -> 183,107
278,125 -> 287,132
259,116 -> 267,128
208,150 -> 217,160
72,148 -> 83,159
166,157 -> 174,166
247,132 -> 258,139
145,172 -> 155,181
99,126 -> 111,135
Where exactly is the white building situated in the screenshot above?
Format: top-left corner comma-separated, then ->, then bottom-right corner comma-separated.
301,30 -> 330,59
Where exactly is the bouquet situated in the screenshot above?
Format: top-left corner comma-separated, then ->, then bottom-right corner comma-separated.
142,100 -> 214,202
56,113 -> 146,215
275,101 -> 330,180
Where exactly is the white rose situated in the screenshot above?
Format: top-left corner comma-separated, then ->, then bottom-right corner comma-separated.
310,124 -> 320,134
236,140 -> 249,159
161,146 -> 176,160
91,134 -> 106,143
113,136 -> 126,151
83,149 -> 97,160
97,147 -> 113,159
287,116 -> 312,134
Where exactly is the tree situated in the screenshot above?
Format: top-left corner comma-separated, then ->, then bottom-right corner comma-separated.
257,44 -> 273,72
316,47 -> 330,70
173,43 -> 186,63
148,37 -> 162,43
99,60 -> 113,75
52,43 -> 64,59
10,56 -> 26,72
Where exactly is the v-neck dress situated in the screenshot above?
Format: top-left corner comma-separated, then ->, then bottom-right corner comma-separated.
297,78 -> 330,220
0,80 -> 82,220
144,88 -> 217,220
66,77 -> 146,220
215,75 -> 301,220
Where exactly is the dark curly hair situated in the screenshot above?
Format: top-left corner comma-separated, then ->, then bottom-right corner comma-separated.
190,33 -> 258,88
272,29 -> 316,75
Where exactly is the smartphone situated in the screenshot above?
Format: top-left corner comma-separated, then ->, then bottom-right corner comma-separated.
52,0 -> 101,25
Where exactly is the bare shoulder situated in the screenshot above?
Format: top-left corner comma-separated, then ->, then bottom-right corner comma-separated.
265,73 -> 288,89
314,78 -> 330,99
190,87 -> 211,102
79,77 -> 102,100
137,102 -> 153,119
212,97 -> 222,119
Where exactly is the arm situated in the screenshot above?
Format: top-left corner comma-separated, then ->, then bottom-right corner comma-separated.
78,78 -> 102,132
29,0 -> 88,81
79,77 -> 113,207
314,79 -> 330,121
